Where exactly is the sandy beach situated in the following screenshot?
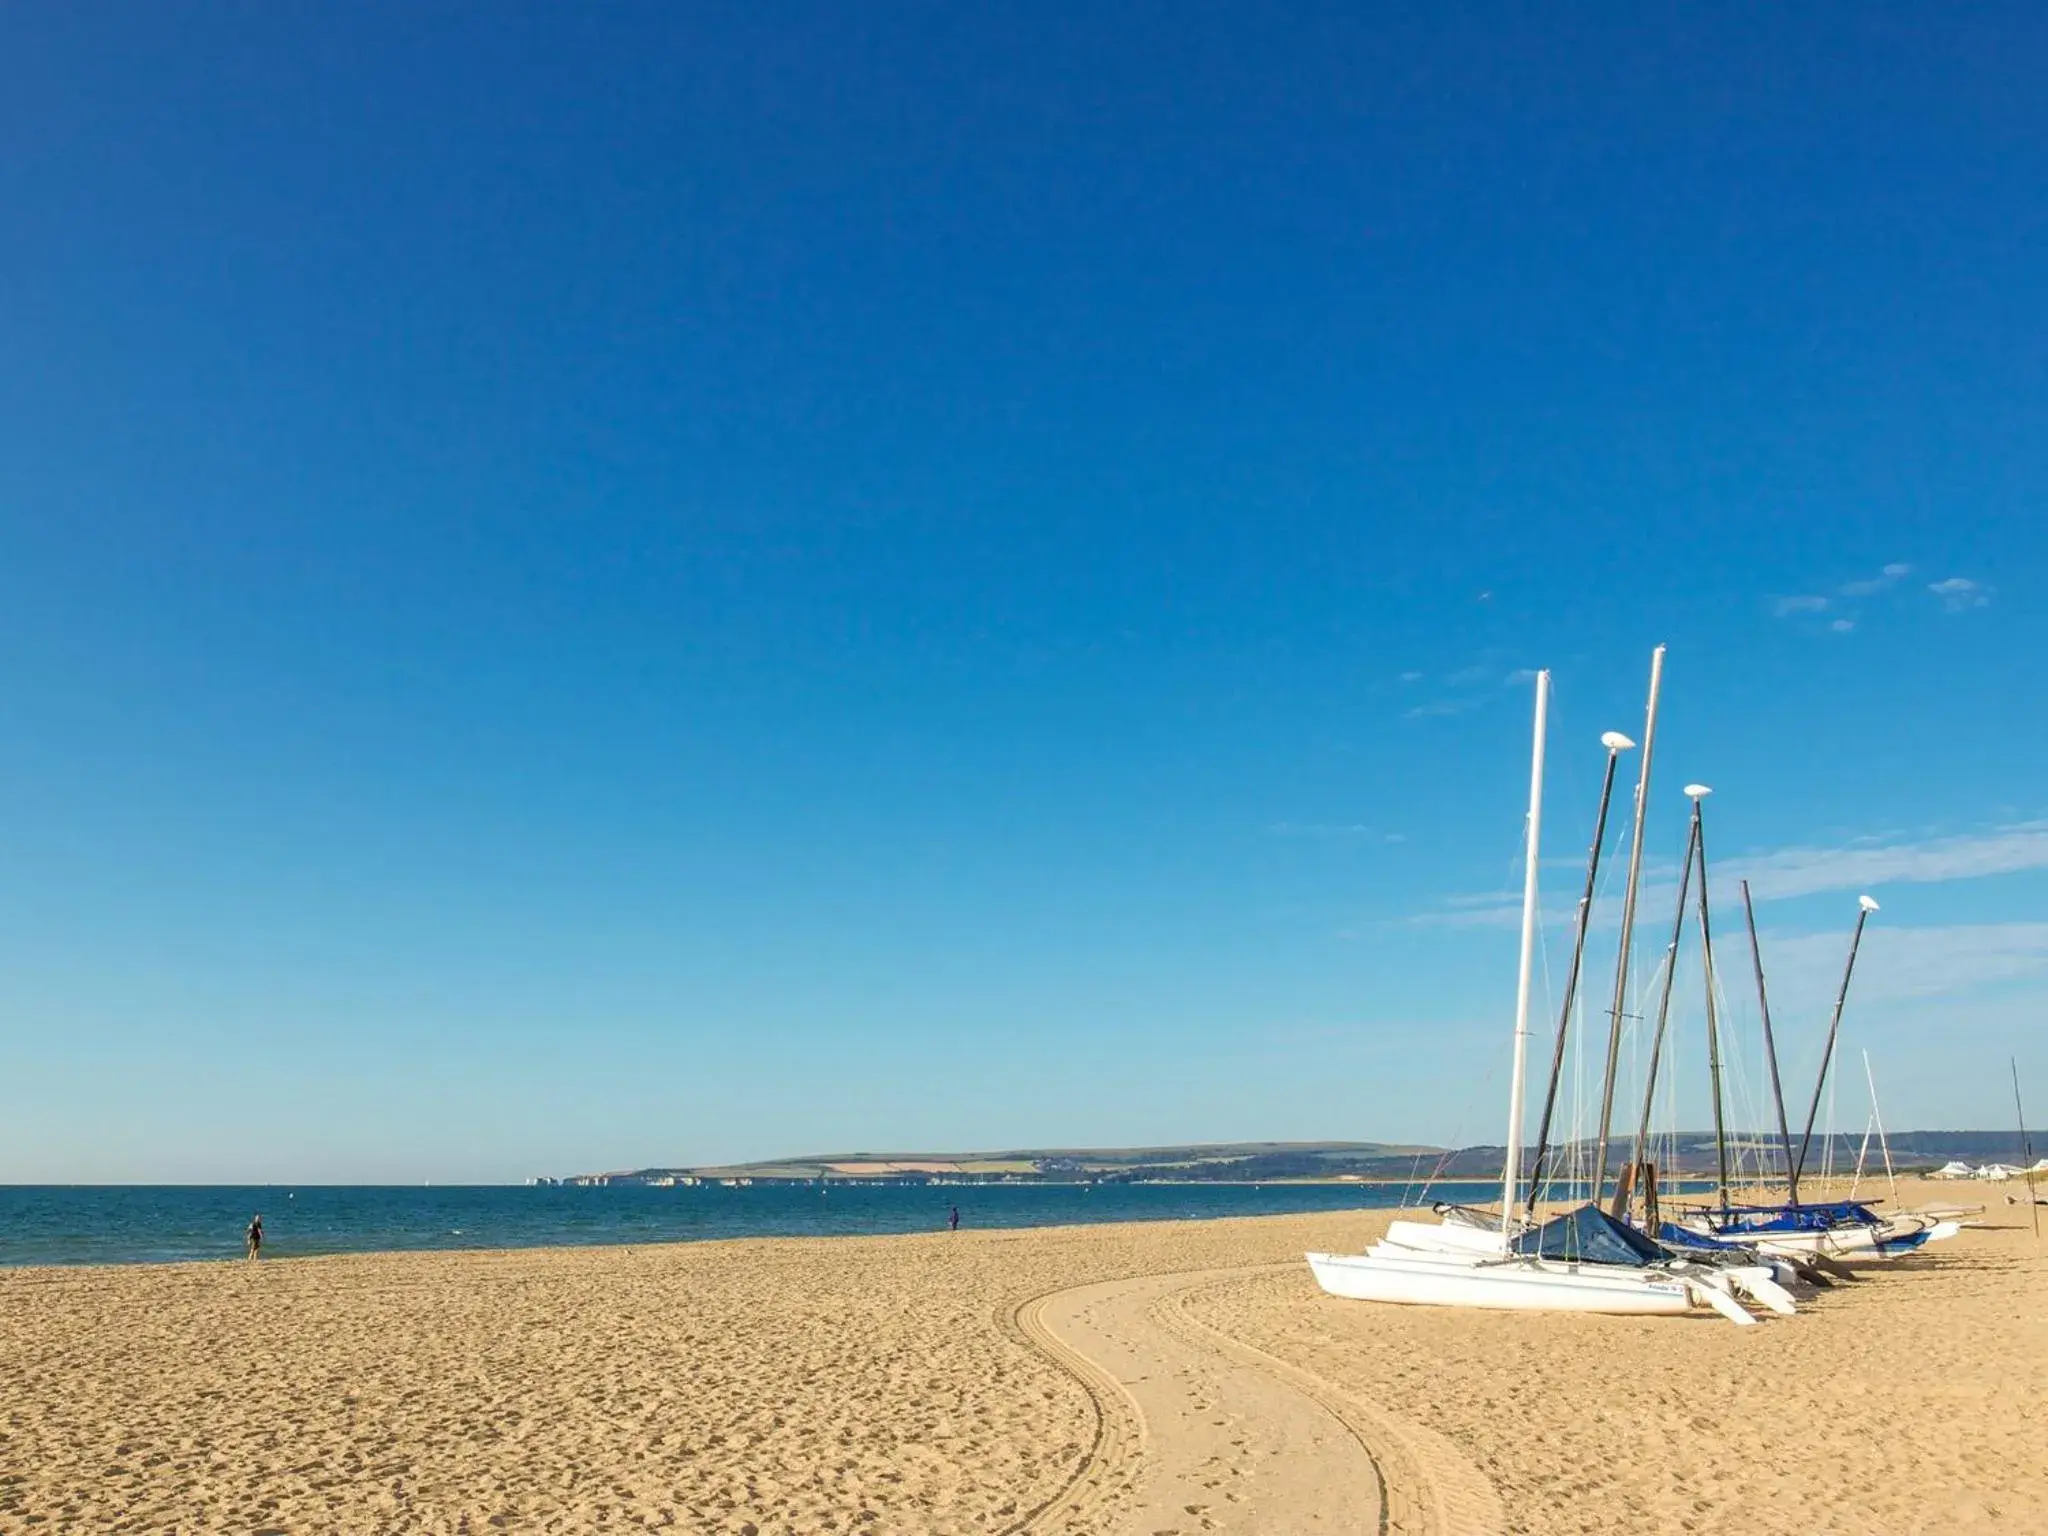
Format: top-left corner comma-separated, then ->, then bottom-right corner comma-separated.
3,1177 -> 2042,1534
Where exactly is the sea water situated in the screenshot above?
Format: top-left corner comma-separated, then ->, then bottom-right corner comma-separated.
0,1178 -> 1585,1268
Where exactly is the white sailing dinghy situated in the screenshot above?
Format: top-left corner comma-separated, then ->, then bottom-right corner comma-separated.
1306,669 -> 1767,1324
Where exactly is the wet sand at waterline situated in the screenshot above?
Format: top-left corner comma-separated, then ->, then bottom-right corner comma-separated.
2,1178 -> 2041,1534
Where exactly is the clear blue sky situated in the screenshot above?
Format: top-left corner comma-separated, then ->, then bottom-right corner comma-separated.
3,5 -> 2045,1181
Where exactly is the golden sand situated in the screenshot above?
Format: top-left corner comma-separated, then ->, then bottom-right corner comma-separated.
1,1178 -> 2041,1533
1195,1179 -> 2048,1534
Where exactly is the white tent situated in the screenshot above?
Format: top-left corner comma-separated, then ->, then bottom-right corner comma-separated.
1932,1161 -> 1974,1179
1977,1164 -> 2022,1181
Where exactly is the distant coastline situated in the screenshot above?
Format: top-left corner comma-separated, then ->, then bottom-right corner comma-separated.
540,1129 -> 2025,1188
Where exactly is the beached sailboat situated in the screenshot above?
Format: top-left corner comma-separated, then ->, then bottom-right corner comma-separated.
1676,1199 -> 1957,1258
1356,1202 -> 1797,1315
1388,665 -> 1815,1298
1667,891 -> 1959,1259
1308,1218 -> 1731,1319
1306,668 -> 1773,1324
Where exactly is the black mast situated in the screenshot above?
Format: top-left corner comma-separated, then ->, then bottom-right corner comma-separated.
1525,731 -> 1633,1207
1613,800 -> 1700,1219
1691,788 -> 1732,1215
1590,645 -> 1665,1205
1740,878 -> 1798,1207
1792,896 -> 1879,1190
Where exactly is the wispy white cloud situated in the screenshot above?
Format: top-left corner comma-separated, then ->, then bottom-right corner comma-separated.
1439,889 -> 1528,909
1838,562 -> 1913,598
1417,899 -> 1591,931
1772,594 -> 1830,618
1772,562 -> 1918,630
1397,657 -> 1546,722
1418,820 -> 2048,930
1270,822 -> 1406,842
1930,576 -> 1991,612
1721,821 -> 2048,901
1754,921 -> 2048,1006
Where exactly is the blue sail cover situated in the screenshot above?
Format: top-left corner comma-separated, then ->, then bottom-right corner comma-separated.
1511,1204 -> 1670,1267
1656,1222 -> 1746,1253
1704,1201 -> 1882,1235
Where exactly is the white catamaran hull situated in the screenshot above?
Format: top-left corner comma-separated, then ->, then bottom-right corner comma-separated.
1306,1251 -> 1728,1319
1379,1218 -> 1509,1256
1361,1231 -> 1795,1315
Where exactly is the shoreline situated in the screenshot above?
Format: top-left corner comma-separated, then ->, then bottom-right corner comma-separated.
0,1172 -> 1916,1271
0,1199 -> 1413,1279
0,1180 -> 1423,1271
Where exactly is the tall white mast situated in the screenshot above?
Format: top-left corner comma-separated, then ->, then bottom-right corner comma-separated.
1501,668 -> 1550,1231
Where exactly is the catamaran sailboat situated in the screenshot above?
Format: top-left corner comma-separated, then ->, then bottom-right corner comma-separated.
1662,891 -> 1960,1260
1672,1199 -> 1959,1259
1306,666 -> 1781,1324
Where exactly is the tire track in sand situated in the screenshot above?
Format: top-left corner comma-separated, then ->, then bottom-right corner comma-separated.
1003,1281 -> 1148,1534
1009,1266 -> 1503,1536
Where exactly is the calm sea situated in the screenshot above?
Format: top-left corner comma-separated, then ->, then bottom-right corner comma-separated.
0,1179 -> 1566,1268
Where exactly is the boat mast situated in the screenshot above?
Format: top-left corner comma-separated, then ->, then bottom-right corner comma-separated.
1525,729 -> 1634,1207
1591,645 -> 1664,1204
1740,878 -> 1798,1205
1501,669 -> 1549,1233
1863,1050 -> 1898,1205
1615,793 -> 1700,1218
1792,895 -> 1878,1189
1690,786 -> 1732,1214
2013,1058 -> 2039,1240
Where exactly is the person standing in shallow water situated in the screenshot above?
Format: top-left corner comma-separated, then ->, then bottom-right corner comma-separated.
245,1213 -> 263,1259
948,1206 -> 960,1233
